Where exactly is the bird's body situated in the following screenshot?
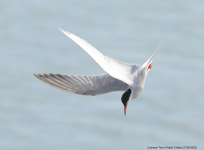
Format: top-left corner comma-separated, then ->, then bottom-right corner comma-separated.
34,28 -> 164,115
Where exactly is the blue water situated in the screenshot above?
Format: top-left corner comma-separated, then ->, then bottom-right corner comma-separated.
1,0 -> 204,149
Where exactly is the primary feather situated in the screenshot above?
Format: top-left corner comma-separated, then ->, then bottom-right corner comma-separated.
34,73 -> 129,96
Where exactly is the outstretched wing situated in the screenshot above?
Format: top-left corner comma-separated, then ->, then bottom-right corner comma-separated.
59,28 -> 139,86
33,73 -> 129,96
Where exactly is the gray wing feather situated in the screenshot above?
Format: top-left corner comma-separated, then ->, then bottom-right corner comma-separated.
33,73 -> 129,96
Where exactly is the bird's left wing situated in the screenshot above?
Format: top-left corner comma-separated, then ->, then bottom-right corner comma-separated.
33,73 -> 129,96
59,28 -> 139,86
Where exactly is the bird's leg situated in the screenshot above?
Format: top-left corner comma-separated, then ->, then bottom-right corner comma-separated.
147,63 -> 152,70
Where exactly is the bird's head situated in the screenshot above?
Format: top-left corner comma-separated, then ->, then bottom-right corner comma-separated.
121,86 -> 143,116
121,88 -> 132,116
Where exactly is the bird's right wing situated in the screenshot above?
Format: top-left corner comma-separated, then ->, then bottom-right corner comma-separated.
33,73 -> 129,96
59,28 -> 140,86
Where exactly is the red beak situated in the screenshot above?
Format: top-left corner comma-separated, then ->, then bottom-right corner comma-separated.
124,104 -> 128,116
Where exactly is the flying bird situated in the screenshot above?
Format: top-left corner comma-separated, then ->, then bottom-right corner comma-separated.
34,28 -> 164,115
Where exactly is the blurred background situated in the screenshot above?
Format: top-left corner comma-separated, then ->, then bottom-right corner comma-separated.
0,0 -> 204,149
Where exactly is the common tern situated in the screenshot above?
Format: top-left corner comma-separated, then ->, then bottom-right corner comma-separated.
34,28 -> 164,115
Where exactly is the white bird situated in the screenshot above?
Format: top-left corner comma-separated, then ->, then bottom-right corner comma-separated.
34,28 -> 164,115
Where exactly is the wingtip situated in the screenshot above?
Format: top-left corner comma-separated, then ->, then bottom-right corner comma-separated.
33,73 -> 43,77
33,73 -> 37,77
33,73 -> 42,79
58,27 -> 72,36
58,27 -> 63,32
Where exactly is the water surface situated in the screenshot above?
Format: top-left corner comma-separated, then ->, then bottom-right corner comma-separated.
0,0 -> 204,149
